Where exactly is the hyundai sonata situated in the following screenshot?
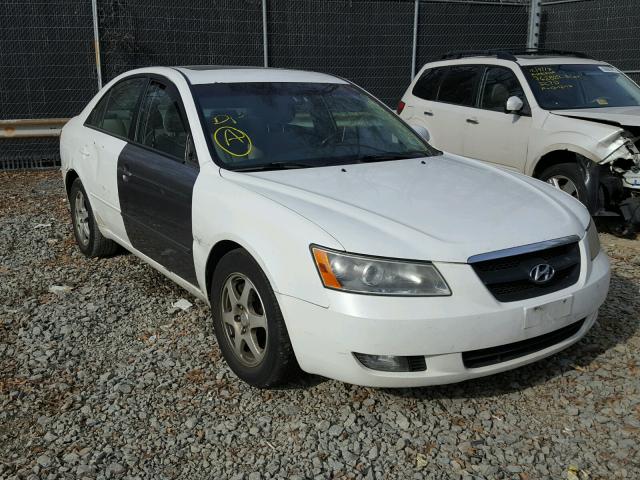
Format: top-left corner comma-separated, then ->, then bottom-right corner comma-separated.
60,66 -> 610,387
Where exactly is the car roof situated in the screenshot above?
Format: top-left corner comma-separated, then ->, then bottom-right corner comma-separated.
512,56 -> 607,66
426,55 -> 608,68
172,66 -> 348,85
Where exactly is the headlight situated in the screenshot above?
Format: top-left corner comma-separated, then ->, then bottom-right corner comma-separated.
311,246 -> 451,296
586,220 -> 601,260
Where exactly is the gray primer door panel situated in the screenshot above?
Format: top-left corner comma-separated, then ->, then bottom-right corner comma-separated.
117,143 -> 198,285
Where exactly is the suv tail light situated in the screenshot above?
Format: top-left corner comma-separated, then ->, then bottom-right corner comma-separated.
396,100 -> 406,114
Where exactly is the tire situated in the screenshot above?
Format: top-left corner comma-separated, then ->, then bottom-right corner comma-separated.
210,249 -> 301,388
538,162 -> 589,205
69,178 -> 119,258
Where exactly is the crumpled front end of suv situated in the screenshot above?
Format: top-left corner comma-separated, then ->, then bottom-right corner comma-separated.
546,111 -> 640,232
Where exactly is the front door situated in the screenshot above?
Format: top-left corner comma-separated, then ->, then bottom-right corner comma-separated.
117,79 -> 199,284
462,66 -> 531,171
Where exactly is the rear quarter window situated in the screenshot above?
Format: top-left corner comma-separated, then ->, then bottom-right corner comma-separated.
412,67 -> 447,101
85,93 -> 109,128
95,78 -> 147,138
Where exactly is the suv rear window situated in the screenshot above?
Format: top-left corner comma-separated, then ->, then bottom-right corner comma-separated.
412,67 -> 446,101
438,65 -> 481,106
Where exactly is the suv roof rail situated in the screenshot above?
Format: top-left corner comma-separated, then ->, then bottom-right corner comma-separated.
440,48 -> 592,62
440,50 -> 517,61
508,48 -> 593,59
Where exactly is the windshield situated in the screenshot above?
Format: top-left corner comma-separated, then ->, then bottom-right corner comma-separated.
192,82 -> 438,170
523,64 -> 640,110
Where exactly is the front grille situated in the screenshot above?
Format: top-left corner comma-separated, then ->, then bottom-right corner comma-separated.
470,241 -> 581,302
462,318 -> 585,369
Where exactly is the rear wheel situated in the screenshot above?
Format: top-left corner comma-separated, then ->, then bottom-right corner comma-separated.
210,249 -> 301,387
538,163 -> 588,205
69,178 -> 118,257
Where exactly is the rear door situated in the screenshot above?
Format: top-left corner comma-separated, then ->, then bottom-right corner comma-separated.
404,67 -> 447,144
434,65 -> 483,156
462,65 -> 531,171
83,77 -> 147,241
117,77 -> 200,285
410,65 -> 482,155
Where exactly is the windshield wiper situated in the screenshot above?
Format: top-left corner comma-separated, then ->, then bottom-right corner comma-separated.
232,161 -> 317,172
357,151 -> 428,163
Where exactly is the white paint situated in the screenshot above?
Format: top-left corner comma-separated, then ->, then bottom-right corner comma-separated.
400,57 -> 640,179
60,66 -> 611,387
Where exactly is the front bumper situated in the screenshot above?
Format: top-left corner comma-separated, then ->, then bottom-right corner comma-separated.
279,248 -> 610,387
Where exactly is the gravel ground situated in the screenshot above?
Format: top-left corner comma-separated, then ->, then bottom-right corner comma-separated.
1,170 -> 639,480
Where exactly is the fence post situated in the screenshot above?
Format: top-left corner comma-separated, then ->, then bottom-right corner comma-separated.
262,0 -> 269,67
527,0 -> 542,50
411,0 -> 419,79
91,0 -> 103,89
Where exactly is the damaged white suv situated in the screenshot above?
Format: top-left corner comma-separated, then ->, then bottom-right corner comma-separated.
399,50 -> 640,233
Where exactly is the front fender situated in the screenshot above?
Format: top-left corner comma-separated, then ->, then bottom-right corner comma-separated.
527,115 -> 624,175
192,164 -> 343,308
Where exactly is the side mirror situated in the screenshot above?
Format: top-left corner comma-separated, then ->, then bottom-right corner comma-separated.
409,124 -> 430,141
505,96 -> 524,114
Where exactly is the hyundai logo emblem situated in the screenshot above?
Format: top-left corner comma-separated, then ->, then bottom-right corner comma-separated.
529,263 -> 555,284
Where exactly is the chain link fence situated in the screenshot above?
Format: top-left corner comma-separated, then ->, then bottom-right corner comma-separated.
1,0 -> 638,169
417,1 -> 529,67
268,0 -> 415,107
539,0 -> 640,84
98,0 -> 264,82
0,0 -> 97,168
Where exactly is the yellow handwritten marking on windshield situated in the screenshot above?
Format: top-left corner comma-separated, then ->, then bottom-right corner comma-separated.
212,114 -> 237,126
214,125 -> 252,157
529,66 -> 580,91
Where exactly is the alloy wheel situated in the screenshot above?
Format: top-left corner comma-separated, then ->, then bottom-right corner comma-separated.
547,175 -> 579,198
220,273 -> 268,367
74,190 -> 90,246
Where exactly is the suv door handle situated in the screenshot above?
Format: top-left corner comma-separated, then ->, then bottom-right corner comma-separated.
466,118 -> 479,125
423,110 -> 434,116
80,147 -> 90,158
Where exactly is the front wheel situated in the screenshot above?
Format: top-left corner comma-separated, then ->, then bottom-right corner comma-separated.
210,249 -> 301,388
538,163 -> 588,205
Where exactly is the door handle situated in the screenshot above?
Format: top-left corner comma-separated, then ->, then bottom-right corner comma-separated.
80,147 -> 90,158
121,165 -> 131,183
423,110 -> 434,116
466,118 -> 479,125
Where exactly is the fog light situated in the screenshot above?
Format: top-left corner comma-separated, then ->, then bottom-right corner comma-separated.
354,353 -> 426,372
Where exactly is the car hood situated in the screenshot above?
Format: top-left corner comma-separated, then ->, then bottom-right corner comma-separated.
220,155 -> 590,262
551,106 -> 640,127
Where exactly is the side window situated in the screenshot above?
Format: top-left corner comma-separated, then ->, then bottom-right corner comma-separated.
437,65 -> 482,107
101,78 -> 146,138
412,67 -> 447,101
85,93 -> 109,128
481,67 -> 527,112
135,81 -> 189,161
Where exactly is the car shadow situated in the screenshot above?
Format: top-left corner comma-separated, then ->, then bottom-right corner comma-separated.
385,270 -> 638,401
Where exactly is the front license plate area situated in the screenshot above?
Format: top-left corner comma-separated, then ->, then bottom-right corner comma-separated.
524,296 -> 573,330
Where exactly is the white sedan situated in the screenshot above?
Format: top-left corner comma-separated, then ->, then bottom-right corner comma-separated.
60,66 -> 610,388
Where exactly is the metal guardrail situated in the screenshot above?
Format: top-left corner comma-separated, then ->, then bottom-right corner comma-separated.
0,118 -> 69,139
